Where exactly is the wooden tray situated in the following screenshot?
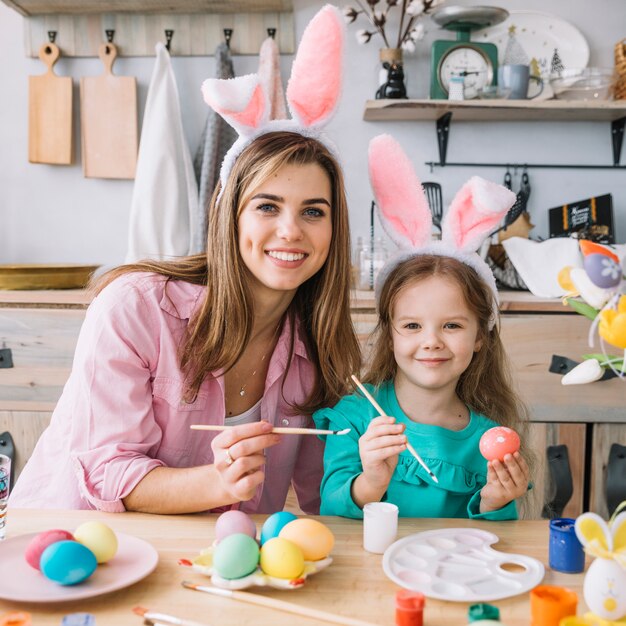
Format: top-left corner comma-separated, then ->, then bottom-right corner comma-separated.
0,265 -> 100,290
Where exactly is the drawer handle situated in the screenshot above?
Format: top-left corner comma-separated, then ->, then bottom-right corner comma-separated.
0,347 -> 13,369
542,444 -> 574,519
606,443 -> 626,517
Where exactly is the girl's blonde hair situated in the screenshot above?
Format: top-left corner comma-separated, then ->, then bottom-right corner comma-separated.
364,255 -> 537,516
94,131 -> 361,414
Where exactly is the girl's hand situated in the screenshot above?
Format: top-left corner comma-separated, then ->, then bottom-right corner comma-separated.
479,451 -> 530,513
211,421 -> 282,503
359,415 -> 407,490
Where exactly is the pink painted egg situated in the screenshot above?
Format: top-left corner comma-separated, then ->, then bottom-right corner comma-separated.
215,510 -> 257,543
479,427 -> 520,462
24,529 -> 75,570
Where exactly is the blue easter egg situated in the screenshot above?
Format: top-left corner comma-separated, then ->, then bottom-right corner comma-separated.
40,540 -> 98,586
260,511 -> 298,545
584,253 -> 621,289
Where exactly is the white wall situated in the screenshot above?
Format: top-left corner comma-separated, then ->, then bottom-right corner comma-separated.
1,0 -> 625,266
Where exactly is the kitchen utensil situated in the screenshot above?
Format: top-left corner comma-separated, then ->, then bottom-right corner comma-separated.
80,42 -> 138,178
549,68 -> 615,101
382,527 -> 545,602
28,41 -> 72,164
489,170 -> 529,237
0,264 -> 99,290
422,182 -> 443,233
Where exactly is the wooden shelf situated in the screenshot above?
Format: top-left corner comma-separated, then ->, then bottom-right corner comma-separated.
1,0 -> 292,16
364,99 -> 626,122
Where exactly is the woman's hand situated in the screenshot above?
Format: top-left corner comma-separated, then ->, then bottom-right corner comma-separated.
479,451 -> 530,513
211,421 -> 282,503
351,416 -> 406,508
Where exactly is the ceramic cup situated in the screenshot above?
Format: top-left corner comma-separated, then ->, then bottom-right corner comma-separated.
363,502 -> 398,554
549,518 -> 585,573
498,64 -> 544,99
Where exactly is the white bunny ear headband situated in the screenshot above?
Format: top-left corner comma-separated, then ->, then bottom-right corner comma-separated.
369,134 -> 517,330
201,4 -> 344,197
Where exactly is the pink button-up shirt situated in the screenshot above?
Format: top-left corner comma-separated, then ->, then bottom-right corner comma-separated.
10,273 -> 324,514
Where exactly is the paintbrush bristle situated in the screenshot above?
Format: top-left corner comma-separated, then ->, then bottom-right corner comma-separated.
133,607 -> 148,617
337,428 -> 351,435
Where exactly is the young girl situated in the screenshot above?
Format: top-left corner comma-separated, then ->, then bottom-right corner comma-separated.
314,134 -> 531,520
10,6 -> 360,515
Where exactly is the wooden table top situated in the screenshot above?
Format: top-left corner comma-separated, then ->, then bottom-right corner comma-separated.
0,510 -> 588,626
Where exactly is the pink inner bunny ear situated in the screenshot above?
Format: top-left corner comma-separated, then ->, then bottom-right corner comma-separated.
201,74 -> 269,135
442,176 -> 516,253
369,134 -> 432,249
286,4 -> 344,127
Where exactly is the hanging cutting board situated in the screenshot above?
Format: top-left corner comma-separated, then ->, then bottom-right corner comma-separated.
80,43 -> 138,179
28,42 -> 73,165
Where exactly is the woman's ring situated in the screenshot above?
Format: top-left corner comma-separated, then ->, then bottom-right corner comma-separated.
225,448 -> 235,466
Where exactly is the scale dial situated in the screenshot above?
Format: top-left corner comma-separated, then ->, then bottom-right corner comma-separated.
437,46 -> 493,99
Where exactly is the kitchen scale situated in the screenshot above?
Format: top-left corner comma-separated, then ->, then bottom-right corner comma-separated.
430,6 -> 509,100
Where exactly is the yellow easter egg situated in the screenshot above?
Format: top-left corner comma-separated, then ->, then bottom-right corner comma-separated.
279,519 -> 334,561
557,266 -> 575,292
73,521 -> 118,564
259,537 -> 304,579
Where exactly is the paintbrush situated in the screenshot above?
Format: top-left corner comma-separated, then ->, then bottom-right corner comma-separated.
190,425 -> 350,436
181,581 -> 378,626
133,606 -> 210,626
350,374 -> 439,483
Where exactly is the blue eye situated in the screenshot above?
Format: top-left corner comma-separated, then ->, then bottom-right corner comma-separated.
303,207 -> 326,218
404,322 -> 420,330
257,203 -> 278,213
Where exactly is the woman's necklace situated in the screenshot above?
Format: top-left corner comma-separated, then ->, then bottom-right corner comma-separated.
237,323 -> 281,397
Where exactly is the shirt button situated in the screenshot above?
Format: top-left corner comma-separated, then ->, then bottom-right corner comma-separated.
281,418 -> 289,426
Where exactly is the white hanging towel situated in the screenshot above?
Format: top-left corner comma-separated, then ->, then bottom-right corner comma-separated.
126,43 -> 198,263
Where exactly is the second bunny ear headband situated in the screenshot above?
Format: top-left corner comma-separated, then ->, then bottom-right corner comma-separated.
201,4 -> 344,198
369,134 -> 517,330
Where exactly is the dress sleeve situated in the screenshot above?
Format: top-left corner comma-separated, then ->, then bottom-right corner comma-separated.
313,403 -> 367,519
290,416 -> 324,515
68,277 -> 166,512
466,491 -> 519,521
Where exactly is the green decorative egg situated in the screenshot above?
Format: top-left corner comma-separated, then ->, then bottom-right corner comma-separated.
212,533 -> 260,580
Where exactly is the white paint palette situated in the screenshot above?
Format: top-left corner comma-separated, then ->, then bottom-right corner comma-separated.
383,528 -> 545,602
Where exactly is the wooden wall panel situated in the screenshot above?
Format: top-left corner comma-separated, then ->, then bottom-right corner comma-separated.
590,423 -> 626,518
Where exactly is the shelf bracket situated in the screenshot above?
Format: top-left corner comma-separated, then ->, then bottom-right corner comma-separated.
611,117 -> 625,166
436,113 -> 452,167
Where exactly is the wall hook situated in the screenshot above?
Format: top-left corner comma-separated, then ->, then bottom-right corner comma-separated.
105,29 -> 115,43
267,28 -> 276,39
164,29 -> 174,52
47,30 -> 57,43
224,28 -> 233,49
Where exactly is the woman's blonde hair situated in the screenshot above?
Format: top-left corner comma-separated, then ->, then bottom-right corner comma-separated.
94,131 -> 361,414
364,255 -> 537,516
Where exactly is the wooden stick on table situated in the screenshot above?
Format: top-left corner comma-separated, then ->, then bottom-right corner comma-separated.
350,374 -> 439,483
181,582 -> 378,626
190,425 -> 350,436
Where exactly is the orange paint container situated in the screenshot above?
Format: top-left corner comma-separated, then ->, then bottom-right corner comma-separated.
396,589 -> 425,626
530,585 -> 578,626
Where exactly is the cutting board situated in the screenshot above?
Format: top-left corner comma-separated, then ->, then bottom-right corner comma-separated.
28,42 -> 73,165
80,43 -> 138,179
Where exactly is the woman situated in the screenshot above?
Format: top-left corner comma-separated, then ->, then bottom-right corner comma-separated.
10,6 -> 360,514
10,130 -> 360,514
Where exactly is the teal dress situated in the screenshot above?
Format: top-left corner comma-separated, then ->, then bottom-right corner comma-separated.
313,381 -> 518,520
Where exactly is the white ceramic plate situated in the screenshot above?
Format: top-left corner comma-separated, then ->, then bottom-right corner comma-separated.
383,528 -> 545,602
0,532 -> 158,603
474,11 -> 590,97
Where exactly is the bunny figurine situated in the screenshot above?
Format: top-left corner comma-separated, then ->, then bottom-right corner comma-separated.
575,510 -> 626,621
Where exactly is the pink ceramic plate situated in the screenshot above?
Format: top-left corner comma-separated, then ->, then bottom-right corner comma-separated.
0,532 -> 158,603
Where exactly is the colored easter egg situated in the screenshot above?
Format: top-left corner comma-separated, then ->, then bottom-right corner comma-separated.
579,240 -> 619,263
212,533 -> 259,580
479,426 -> 521,462
214,510 -> 257,543
40,540 -> 97,585
583,253 -> 621,289
24,529 -> 74,570
557,266 -> 575,292
279,519 -> 334,561
260,511 -> 298,545
259,537 -> 305,579
73,521 -> 118,564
